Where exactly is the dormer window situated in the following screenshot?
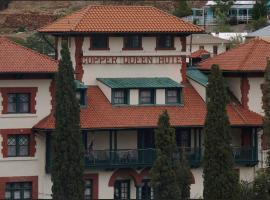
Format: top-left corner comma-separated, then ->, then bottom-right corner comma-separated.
75,80 -> 87,106
112,89 -> 129,105
156,35 -> 174,50
90,35 -> 109,50
166,89 -> 181,104
123,35 -> 142,50
139,89 -> 155,104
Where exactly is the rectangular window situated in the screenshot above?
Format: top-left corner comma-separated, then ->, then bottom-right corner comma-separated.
76,89 -> 86,106
62,36 -> 71,48
166,89 -> 181,104
136,179 -> 154,200
176,129 -> 191,148
156,35 -> 174,49
90,35 -> 109,50
199,45 -> 204,50
114,180 -> 130,200
112,89 -> 128,105
139,89 -> 155,104
213,45 -> 218,55
123,35 -> 142,50
5,182 -> 32,200
7,135 -> 30,157
84,179 -> 93,200
7,93 -> 30,113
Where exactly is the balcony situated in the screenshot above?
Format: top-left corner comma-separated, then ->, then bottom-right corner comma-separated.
233,146 -> 258,166
85,148 -> 202,169
84,147 -> 258,169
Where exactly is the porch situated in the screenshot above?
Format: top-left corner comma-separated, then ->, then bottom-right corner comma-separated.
45,127 -> 259,172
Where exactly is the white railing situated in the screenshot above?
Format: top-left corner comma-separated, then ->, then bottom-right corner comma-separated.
183,15 -> 252,25
183,16 -> 217,25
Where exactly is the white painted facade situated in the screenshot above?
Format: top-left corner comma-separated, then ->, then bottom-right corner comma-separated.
0,32 -> 263,199
248,77 -> 264,115
60,36 -> 184,85
0,79 -> 52,128
0,79 -> 53,199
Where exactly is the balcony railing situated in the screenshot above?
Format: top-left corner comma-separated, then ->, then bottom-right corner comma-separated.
46,146 -> 258,173
85,148 -> 202,169
233,146 -> 258,166
84,146 -> 257,169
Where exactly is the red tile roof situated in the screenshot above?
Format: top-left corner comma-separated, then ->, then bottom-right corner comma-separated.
0,37 -> 58,73
190,49 -> 210,58
39,5 -> 203,33
198,39 -> 270,72
34,84 -> 262,130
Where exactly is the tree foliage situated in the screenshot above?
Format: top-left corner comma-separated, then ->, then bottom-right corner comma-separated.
253,171 -> 270,200
9,33 -> 55,57
150,110 -> 181,200
173,0 -> 192,18
211,0 -> 234,32
175,148 -> 192,200
239,181 -> 253,200
203,64 -> 240,200
51,42 -> 84,200
262,60 -> 270,172
252,0 -> 268,20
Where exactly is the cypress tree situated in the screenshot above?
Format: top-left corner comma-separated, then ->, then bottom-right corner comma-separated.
150,110 -> 181,200
175,148 -> 191,200
203,64 -> 239,200
262,60 -> 270,172
51,42 -> 84,200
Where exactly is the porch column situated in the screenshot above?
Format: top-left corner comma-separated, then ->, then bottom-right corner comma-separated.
247,9 -> 249,23
236,9 -> 239,24
252,128 -> 258,162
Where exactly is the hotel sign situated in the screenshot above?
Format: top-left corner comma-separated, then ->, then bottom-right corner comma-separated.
82,56 -> 182,65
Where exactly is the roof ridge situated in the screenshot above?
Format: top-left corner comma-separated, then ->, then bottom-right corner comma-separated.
72,6 -> 92,32
38,6 -> 89,32
229,103 -> 248,124
3,36 -> 58,64
238,39 -> 258,71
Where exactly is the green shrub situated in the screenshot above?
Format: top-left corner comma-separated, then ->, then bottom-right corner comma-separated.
252,17 -> 268,31
239,181 -> 253,200
253,171 -> 270,200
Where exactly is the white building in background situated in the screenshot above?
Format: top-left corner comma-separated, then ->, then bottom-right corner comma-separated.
0,5 -> 264,199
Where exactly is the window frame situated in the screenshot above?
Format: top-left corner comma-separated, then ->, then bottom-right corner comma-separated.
122,35 -> 143,50
84,179 -> 93,200
7,93 -> 30,114
114,180 -> 130,200
156,35 -> 175,50
165,88 -> 181,104
5,182 -> 32,200
199,45 -> 204,50
176,129 -> 191,148
139,89 -> 155,105
62,36 -> 71,48
213,45 -> 218,55
76,89 -> 87,107
136,179 -> 154,200
0,87 -> 37,114
112,89 -> 129,105
7,135 -> 30,157
89,35 -> 110,50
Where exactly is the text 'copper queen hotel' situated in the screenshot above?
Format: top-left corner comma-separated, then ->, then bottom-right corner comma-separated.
0,5 -> 264,199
